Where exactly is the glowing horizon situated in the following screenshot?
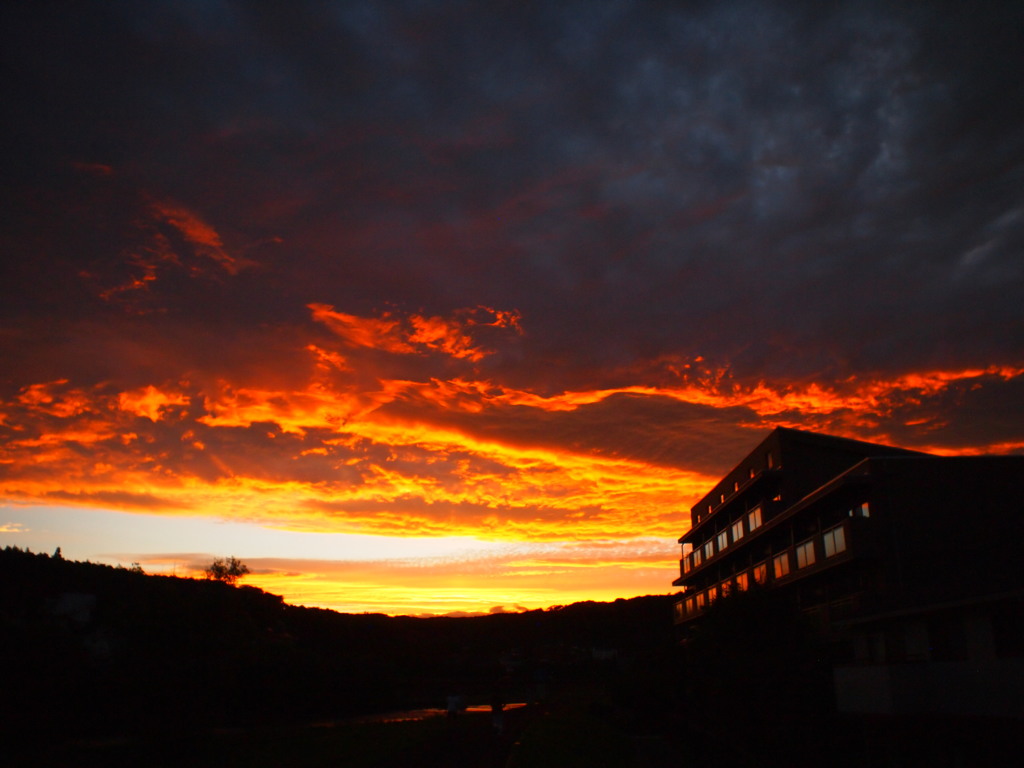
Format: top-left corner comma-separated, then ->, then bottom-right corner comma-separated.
1,504 -> 679,615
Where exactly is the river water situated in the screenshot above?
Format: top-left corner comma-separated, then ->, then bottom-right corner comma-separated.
347,702 -> 528,724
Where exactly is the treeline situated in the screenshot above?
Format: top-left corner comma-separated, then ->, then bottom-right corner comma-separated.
0,546 -> 677,746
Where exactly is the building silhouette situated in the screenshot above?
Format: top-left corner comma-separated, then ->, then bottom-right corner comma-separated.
673,427 -> 1024,721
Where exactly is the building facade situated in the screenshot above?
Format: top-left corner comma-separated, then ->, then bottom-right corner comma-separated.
673,427 -> 1024,720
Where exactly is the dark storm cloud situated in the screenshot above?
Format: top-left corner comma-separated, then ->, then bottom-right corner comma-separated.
874,373 -> 1024,451
380,390 -> 761,475
2,0 -> 1023,470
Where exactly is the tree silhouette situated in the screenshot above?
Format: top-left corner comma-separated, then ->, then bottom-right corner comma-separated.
204,556 -> 249,584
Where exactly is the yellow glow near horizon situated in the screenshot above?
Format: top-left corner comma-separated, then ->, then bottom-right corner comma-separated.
0,504 -> 678,615
3,306 -> 1022,615
236,548 -> 678,616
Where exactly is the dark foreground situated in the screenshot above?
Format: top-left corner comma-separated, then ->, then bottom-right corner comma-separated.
13,683 -> 1024,768
12,683 -> 686,768
18,711 -> 507,768
14,701 -> 551,768
6,550 -> 1024,767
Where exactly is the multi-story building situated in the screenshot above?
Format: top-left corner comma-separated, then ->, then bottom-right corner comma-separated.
672,427 -> 1024,720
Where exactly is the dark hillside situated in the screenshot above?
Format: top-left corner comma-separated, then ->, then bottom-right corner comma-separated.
0,546 -> 677,750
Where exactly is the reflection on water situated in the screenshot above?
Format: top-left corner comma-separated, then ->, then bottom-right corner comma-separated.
350,702 -> 527,724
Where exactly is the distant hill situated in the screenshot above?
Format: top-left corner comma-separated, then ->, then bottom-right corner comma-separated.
0,546 -> 676,746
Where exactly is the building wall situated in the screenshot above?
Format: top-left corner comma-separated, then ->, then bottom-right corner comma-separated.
863,457 -> 1024,608
836,650 -> 1024,717
672,429 -> 1024,727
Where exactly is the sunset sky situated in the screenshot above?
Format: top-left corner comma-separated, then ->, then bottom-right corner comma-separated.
2,1 -> 1022,616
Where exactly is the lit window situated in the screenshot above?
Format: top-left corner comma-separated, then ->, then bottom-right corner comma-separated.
717,530 -> 729,552
823,525 -> 846,557
752,563 -> 767,584
732,519 -> 744,543
708,504 -> 713,516
704,540 -> 714,559
735,571 -> 749,591
683,557 -> 691,574
708,585 -> 718,603
796,540 -> 816,568
733,480 -> 740,492
749,467 -> 756,479
686,597 -> 695,613
767,452 -> 774,469
748,506 -> 762,531
674,602 -> 685,621
693,549 -> 702,567
696,592 -> 705,609
849,502 -> 871,518
720,493 -> 726,503
773,552 -> 790,579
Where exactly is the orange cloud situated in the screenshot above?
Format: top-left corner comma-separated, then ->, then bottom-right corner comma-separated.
16,380 -> 92,418
409,315 -> 488,361
920,439 -> 1024,456
118,385 -> 190,421
85,199 -> 255,311
150,201 -> 248,274
0,372 -> 705,541
2,347 -> 1021,551
308,304 -> 413,354
309,303 -> 522,361
475,364 -> 1024,418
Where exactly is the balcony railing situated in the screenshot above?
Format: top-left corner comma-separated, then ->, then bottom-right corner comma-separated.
674,520 -> 858,624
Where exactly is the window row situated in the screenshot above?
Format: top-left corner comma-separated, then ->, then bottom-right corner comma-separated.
682,506 -> 856,576
679,523 -> 848,617
682,506 -> 763,572
774,524 -> 847,578
679,562 -> 769,615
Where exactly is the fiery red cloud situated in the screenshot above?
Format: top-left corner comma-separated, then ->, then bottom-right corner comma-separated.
2,301 -> 1019,548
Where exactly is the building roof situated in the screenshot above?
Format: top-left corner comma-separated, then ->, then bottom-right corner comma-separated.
682,427 -> 925,542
